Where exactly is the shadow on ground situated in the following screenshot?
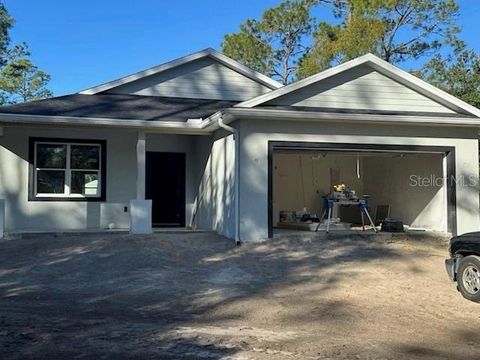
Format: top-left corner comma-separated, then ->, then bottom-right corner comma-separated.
0,231 -> 477,359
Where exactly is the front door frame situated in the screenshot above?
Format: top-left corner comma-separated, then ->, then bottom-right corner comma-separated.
267,141 -> 456,238
146,151 -> 186,227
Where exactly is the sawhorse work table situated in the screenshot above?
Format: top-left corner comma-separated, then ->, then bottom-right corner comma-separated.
315,197 -> 377,233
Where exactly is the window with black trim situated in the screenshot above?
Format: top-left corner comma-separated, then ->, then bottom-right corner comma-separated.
29,138 -> 106,201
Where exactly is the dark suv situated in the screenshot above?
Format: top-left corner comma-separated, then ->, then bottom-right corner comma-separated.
446,232 -> 480,302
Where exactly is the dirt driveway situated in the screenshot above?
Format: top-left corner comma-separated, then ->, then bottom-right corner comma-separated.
0,231 -> 478,359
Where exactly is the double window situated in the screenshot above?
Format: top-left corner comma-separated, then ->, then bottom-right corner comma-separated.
29,138 -> 106,201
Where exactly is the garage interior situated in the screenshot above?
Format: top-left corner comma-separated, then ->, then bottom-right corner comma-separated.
271,146 -> 450,235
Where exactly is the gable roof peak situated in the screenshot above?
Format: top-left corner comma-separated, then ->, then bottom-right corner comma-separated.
80,48 -> 282,95
235,53 -> 480,118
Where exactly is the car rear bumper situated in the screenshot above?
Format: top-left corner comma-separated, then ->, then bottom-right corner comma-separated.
445,257 -> 457,281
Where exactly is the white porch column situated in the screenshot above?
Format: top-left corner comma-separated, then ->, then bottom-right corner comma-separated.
0,199 -> 5,239
136,131 -> 146,200
130,131 -> 152,234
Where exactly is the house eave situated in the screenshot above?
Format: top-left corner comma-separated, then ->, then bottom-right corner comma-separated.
0,113 -> 211,135
206,108 -> 480,130
1,107 -> 479,135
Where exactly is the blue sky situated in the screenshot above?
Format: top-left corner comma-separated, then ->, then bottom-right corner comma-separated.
6,0 -> 480,96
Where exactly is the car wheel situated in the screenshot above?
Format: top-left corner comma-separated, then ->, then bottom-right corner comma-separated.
457,256 -> 480,303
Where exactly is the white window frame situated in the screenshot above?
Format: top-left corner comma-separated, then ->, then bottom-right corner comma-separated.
33,141 -> 102,199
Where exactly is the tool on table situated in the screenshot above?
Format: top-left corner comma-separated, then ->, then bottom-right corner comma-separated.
315,184 -> 377,234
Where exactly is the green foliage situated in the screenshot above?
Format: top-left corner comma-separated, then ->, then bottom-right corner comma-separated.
223,0 -> 463,87
297,16 -> 386,78
0,2 -> 51,104
0,3 -> 14,66
223,21 -> 274,76
222,0 -> 315,84
299,0 -> 461,76
421,48 -> 480,108
0,58 -> 52,103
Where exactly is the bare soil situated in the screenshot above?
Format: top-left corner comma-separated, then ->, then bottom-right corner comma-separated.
0,230 -> 479,359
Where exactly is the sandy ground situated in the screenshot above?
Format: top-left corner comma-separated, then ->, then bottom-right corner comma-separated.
0,230 -> 479,359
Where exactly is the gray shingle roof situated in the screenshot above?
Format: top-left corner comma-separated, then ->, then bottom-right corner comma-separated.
0,93 -> 238,122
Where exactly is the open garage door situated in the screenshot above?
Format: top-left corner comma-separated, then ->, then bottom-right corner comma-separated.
268,142 -> 456,238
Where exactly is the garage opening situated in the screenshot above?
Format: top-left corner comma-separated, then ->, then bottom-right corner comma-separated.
268,142 -> 456,238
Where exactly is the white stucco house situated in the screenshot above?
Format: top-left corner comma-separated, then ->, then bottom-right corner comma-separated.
0,48 -> 479,241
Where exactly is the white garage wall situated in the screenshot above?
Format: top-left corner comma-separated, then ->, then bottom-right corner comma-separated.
362,154 -> 446,231
239,119 -> 479,241
272,153 -> 364,225
192,131 -> 235,238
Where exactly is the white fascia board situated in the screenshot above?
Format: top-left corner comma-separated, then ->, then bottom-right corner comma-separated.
3,105 -> 478,137
0,113 -> 210,135
235,53 -> 480,118
203,108 -> 480,131
80,48 -> 282,95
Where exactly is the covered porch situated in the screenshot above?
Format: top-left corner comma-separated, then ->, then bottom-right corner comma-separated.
0,124 -> 236,238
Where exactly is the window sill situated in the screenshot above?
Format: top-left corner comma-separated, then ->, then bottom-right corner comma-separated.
28,195 -> 106,202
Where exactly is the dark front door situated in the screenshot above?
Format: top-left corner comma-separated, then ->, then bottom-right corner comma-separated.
146,152 -> 186,227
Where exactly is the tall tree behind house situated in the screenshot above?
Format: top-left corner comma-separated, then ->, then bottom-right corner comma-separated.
0,3 -> 51,104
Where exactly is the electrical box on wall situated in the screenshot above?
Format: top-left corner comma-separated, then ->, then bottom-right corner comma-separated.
100,203 -> 130,229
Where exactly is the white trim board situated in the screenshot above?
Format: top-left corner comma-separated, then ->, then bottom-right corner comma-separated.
203,108 -> 480,130
1,108 -> 480,134
235,53 -> 480,118
80,48 -> 282,95
0,113 -> 210,135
